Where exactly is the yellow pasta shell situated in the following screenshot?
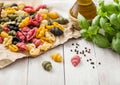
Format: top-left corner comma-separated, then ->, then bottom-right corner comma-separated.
8,44 -> 18,52
30,48 -> 40,57
3,36 -> 13,47
5,8 -> 15,14
48,11 -> 59,19
26,43 -> 36,51
19,17 -> 30,28
50,53 -> 62,62
0,31 -> 9,38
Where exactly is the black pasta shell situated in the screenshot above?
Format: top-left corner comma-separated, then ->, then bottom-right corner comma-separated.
12,37 -> 20,45
50,27 -> 63,36
7,24 -> 19,31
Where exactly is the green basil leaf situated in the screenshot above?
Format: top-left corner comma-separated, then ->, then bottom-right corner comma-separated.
93,33 -> 110,48
112,32 -> 120,53
88,25 -> 100,36
114,0 -> 119,3
80,29 -> 92,41
77,13 -> 90,29
110,13 -> 120,30
92,15 -> 101,26
103,23 -> 116,36
100,17 -> 109,28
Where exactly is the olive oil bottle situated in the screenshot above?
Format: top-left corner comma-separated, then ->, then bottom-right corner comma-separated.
70,0 -> 97,20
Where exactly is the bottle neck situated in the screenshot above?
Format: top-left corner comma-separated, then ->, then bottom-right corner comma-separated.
77,0 -> 92,5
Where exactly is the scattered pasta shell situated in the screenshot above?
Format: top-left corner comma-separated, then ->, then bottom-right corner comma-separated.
18,2 -> 26,10
42,61 -> 52,71
3,36 -> 13,47
1,10 -> 7,18
26,43 -> 36,51
8,44 -> 18,52
37,9 -> 49,14
38,42 -> 52,51
19,17 -> 30,28
50,52 -> 62,62
48,11 -> 59,19
5,8 -> 15,14
45,32 -> 55,42
41,14 -> 47,20
30,48 -> 40,57
71,55 -> 81,67
41,20 -> 48,26
0,31 -> 9,38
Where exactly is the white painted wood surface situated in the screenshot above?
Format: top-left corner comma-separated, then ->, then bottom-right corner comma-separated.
0,0 -> 120,85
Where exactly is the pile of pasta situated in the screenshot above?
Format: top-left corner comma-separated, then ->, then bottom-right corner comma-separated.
0,2 -> 69,57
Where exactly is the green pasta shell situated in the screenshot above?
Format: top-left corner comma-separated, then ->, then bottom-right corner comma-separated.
55,17 -> 69,25
42,61 -> 52,71
8,30 -> 16,36
0,25 -> 3,33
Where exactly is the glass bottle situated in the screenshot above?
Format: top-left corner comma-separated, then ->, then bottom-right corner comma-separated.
70,0 -> 97,20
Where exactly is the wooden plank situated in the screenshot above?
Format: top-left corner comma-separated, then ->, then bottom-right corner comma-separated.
27,45 -> 65,85
27,1 -> 73,85
94,45 -> 120,85
0,1 -> 30,85
0,58 -> 28,85
64,39 -> 99,85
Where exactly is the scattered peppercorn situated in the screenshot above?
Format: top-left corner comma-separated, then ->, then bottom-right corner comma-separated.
74,49 -> 77,52
90,62 -> 94,65
76,46 -> 78,48
93,66 -> 95,69
84,54 -> 86,57
76,43 -> 79,46
82,50 -> 84,54
98,62 -> 101,65
89,59 -> 92,61
76,51 -> 79,54
72,43 -> 74,46
87,59 -> 89,62
70,49 -> 73,52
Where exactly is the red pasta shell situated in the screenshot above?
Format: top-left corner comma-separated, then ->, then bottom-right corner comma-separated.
29,17 -> 40,26
36,4 -> 47,11
71,55 -> 81,67
16,31 -> 25,42
34,14 -> 42,23
16,42 -> 27,51
20,27 -> 31,36
32,38 -> 43,47
24,6 -> 35,13
26,27 -> 37,41
0,8 -> 2,15
3,26 -> 10,32
0,36 -> 3,43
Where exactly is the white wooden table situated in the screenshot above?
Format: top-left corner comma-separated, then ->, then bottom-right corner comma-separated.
0,0 -> 120,85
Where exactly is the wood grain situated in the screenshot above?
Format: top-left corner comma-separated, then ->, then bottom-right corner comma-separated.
0,0 -> 120,85
64,39 -> 99,85
0,58 -> 28,85
27,46 -> 65,85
